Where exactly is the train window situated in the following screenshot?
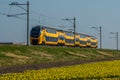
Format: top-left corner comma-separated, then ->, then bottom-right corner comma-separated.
45,36 -> 58,42
46,28 -> 56,34
91,42 -> 96,45
76,38 -> 79,42
80,40 -> 87,44
65,39 -> 74,43
59,36 -> 65,40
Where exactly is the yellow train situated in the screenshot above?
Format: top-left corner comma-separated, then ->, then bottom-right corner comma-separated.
30,26 -> 98,48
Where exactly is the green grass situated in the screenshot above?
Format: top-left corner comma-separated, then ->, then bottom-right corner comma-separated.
0,45 -> 120,67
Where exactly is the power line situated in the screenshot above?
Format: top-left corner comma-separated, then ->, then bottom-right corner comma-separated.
62,17 -> 76,47
29,9 -> 61,20
9,1 -> 30,46
0,10 -> 64,26
11,16 -> 26,20
16,5 -> 27,11
92,26 -> 102,49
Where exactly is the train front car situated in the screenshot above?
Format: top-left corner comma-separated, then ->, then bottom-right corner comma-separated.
30,26 -> 41,45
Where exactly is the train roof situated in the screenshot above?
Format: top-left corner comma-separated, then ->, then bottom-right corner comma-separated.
32,25 -> 97,38
40,26 -> 74,33
42,26 -> 59,31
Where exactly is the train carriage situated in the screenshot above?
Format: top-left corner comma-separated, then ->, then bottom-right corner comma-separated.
43,27 -> 58,45
79,34 -> 88,47
58,30 -> 65,46
90,37 -> 98,48
64,31 -> 74,46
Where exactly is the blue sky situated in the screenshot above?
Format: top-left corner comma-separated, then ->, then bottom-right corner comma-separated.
0,0 -> 120,49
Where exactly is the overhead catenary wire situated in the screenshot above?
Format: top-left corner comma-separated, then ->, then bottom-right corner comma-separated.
1,2 -> 77,31
29,9 -> 66,27
16,5 -> 27,11
1,1 -> 65,28
11,16 -> 26,20
29,9 -> 61,20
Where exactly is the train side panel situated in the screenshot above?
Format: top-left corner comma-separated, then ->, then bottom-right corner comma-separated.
58,31 -> 65,46
79,34 -> 87,47
43,28 -> 58,45
90,38 -> 98,48
64,32 -> 74,46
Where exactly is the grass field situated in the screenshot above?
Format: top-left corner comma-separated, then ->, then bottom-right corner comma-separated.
1,45 -> 120,79
0,45 -> 120,67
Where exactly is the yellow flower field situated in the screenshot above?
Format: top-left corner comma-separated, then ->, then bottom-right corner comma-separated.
0,60 -> 120,80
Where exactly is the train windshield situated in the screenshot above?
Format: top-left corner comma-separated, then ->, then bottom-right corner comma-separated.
30,26 -> 41,38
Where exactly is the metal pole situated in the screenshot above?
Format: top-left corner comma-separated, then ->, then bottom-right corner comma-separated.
100,26 -> 102,49
116,32 -> 118,50
27,1 -> 29,46
74,17 -> 76,47
62,17 -> 76,47
9,1 -> 30,46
